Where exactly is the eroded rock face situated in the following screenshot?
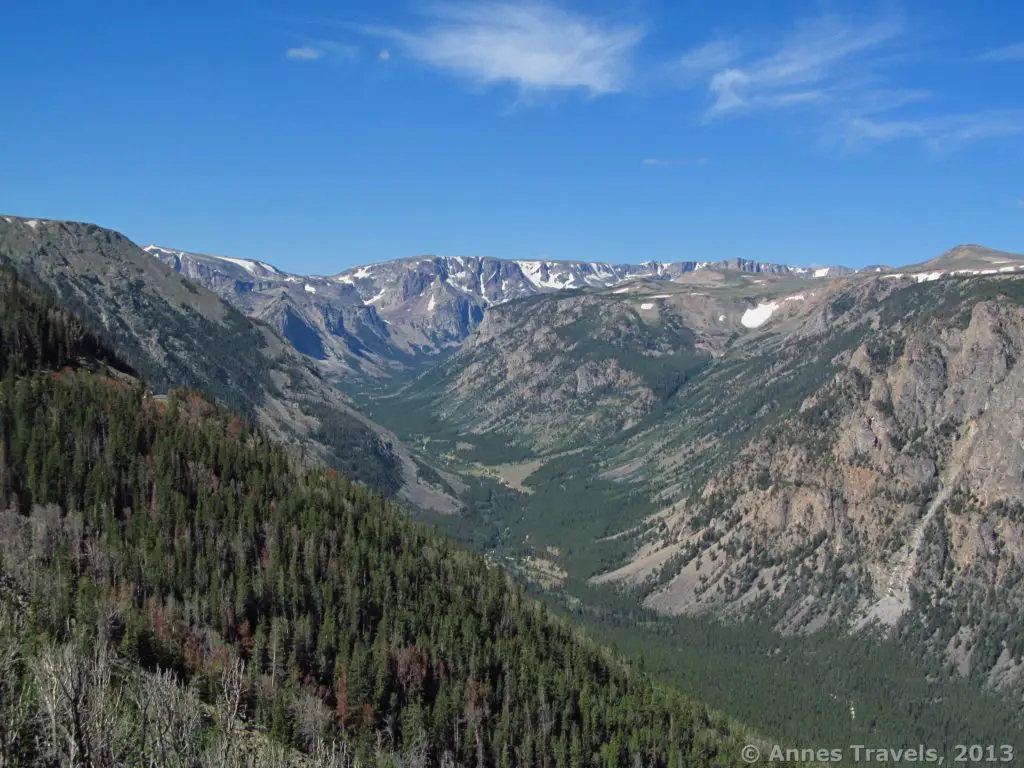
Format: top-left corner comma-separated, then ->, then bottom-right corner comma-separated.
428,293 -> 685,451
599,288 -> 1024,690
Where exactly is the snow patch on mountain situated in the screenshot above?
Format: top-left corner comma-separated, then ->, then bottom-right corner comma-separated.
349,265 -> 376,280
741,302 -> 779,329
517,261 -> 570,290
145,245 -> 280,276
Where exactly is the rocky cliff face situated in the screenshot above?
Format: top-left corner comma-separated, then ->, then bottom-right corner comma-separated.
147,246 -> 398,377
593,273 -> 1024,690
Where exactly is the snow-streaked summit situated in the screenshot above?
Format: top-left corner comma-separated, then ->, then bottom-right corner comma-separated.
145,245 -> 282,277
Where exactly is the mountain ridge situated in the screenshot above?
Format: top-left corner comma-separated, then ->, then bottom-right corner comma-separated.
0,214 -> 459,513
144,242 -> 859,379
146,244 -> 857,284
144,238 -> 1024,386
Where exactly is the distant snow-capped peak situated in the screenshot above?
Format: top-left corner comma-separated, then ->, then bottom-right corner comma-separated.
144,245 -> 283,277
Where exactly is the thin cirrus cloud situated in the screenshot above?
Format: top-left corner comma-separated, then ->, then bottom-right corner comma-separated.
318,5 -> 1023,153
641,157 -> 710,167
286,41 -> 359,61
676,14 -> 906,118
843,110 -> 1024,150
287,46 -> 323,60
355,1 -> 645,96
674,13 -> 1024,151
977,42 -> 1024,62
676,39 -> 740,83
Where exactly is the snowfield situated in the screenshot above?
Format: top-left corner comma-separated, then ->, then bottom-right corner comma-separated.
741,302 -> 779,329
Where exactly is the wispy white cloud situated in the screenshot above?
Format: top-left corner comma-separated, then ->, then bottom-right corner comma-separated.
841,110 -> 1024,150
840,88 -> 931,116
676,39 -> 738,82
287,46 -> 323,60
286,41 -> 358,61
675,13 -> 1024,153
641,156 -> 709,167
357,1 -> 644,96
977,42 -> 1024,62
680,14 -> 905,117
378,48 -> 392,62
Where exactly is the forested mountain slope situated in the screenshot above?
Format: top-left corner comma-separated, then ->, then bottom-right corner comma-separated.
0,214 -> 458,512
593,272 -> 1024,692
362,249 -> 1024,714
0,267 -> 788,767
382,273 -> 812,455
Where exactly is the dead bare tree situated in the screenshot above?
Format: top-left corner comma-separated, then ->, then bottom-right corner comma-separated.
128,665 -> 203,767
0,602 -> 37,767
296,686 -> 331,751
248,740 -> 289,768
268,617 -> 286,691
402,732 -> 429,768
213,656 -> 247,768
537,683 -> 553,768
85,633 -> 124,767
33,639 -> 96,766
310,735 -> 349,768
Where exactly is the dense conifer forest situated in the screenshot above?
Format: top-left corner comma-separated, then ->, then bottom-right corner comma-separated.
0,267 -> 790,766
432,480 -> 1024,753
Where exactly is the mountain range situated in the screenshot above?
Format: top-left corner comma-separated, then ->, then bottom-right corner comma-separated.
145,243 -> 857,379
327,238 -> 1024,697
5,210 -> 1024,757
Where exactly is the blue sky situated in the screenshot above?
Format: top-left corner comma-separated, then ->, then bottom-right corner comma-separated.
2,1 -> 1023,272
